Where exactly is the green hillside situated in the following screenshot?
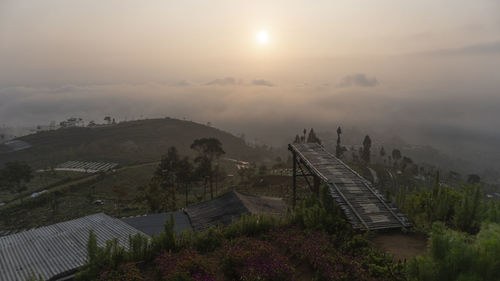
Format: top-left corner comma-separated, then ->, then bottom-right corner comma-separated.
0,118 -> 269,168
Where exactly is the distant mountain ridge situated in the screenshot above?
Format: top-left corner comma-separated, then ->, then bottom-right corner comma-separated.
0,118 -> 267,168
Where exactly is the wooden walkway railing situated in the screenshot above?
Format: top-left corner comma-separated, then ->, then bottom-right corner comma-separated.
289,142 -> 411,230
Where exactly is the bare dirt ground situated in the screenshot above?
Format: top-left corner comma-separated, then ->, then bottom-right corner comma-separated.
370,232 -> 428,261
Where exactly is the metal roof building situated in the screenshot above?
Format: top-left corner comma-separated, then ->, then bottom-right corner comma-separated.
121,211 -> 192,236
185,191 -> 287,231
0,191 -> 286,280
0,213 -> 145,281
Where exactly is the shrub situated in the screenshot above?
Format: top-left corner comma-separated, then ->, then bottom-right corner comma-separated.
222,237 -> 294,281
151,214 -> 177,253
454,185 -> 482,233
291,185 -> 350,236
97,263 -> 144,281
408,222 -> 500,281
156,249 -> 214,281
128,233 -> 152,261
193,226 -> 224,253
223,213 -> 279,239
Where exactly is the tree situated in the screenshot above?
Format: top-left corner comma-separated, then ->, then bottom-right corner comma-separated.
362,135 -> 371,163
306,128 -> 322,144
0,161 -> 33,202
293,134 -> 301,143
335,126 -> 343,158
214,165 -> 227,196
136,182 -> 163,212
190,138 -> 225,199
392,149 -> 402,163
467,174 -> 481,184
176,156 -> 194,207
154,147 -> 180,210
195,156 -> 211,200
258,164 -> 268,176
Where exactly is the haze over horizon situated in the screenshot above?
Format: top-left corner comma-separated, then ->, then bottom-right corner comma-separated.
1,0 -> 500,174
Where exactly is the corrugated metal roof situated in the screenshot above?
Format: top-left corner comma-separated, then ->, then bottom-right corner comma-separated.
186,191 -> 286,231
121,211 -> 192,236
0,213 -> 146,281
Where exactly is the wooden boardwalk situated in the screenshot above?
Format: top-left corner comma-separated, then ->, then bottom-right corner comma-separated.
289,143 -> 411,230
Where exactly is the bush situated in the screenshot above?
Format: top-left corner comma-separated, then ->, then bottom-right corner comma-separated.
156,249 -> 214,281
223,213 -> 279,239
151,214 -> 177,253
270,226 -> 405,281
222,237 -> 294,281
483,200 -> 500,223
97,263 -> 144,281
193,226 -> 224,253
271,226 -> 364,281
408,222 -> 500,281
291,185 -> 350,235
454,185 -> 482,233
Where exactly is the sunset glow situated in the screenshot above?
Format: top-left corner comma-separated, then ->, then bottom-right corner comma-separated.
256,30 -> 269,45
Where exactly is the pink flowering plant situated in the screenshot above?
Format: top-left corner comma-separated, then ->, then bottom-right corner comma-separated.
271,226 -> 372,281
222,237 -> 294,281
156,249 -> 214,281
97,262 -> 144,281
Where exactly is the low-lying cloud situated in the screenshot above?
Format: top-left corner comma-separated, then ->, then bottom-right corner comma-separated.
251,79 -> 274,87
337,74 -> 379,88
206,77 -> 239,86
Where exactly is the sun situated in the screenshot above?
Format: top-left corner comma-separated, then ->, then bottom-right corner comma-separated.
256,30 -> 269,45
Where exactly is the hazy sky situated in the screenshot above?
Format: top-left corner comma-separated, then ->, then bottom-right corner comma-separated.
1,0 -> 500,154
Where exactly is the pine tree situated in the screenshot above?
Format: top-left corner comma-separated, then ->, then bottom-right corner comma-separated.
306,128 -> 321,144
362,135 -> 371,163
335,126 -> 343,158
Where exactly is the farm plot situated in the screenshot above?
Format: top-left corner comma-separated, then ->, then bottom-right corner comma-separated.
55,161 -> 118,173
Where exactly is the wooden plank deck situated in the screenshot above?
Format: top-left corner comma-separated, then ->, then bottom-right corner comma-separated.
289,143 -> 411,230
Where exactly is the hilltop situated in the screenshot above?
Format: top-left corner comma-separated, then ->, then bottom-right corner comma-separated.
0,118 -> 270,168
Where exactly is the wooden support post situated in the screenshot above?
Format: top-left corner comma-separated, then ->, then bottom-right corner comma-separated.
292,150 -> 297,209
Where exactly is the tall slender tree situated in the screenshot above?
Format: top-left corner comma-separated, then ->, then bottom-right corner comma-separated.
335,126 -> 343,158
177,156 -> 194,207
154,147 -> 180,210
362,135 -> 372,163
380,146 -> 386,163
191,138 -> 225,199
306,128 -> 322,144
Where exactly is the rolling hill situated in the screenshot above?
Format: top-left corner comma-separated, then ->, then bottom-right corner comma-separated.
0,118 -> 270,168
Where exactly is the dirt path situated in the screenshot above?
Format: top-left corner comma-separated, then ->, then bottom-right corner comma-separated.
370,232 -> 428,261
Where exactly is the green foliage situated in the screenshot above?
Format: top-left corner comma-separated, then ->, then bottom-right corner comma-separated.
408,222 -> 500,281
76,232 -> 129,280
223,213 -> 279,239
454,185 -> 482,233
128,233 -> 151,261
483,200 -> 500,223
193,226 -> 224,253
0,161 -> 33,194
292,185 -> 350,235
97,263 -> 144,281
77,214 -> 177,280
151,213 -> 177,253
402,184 -> 461,230
399,179 -> 494,233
